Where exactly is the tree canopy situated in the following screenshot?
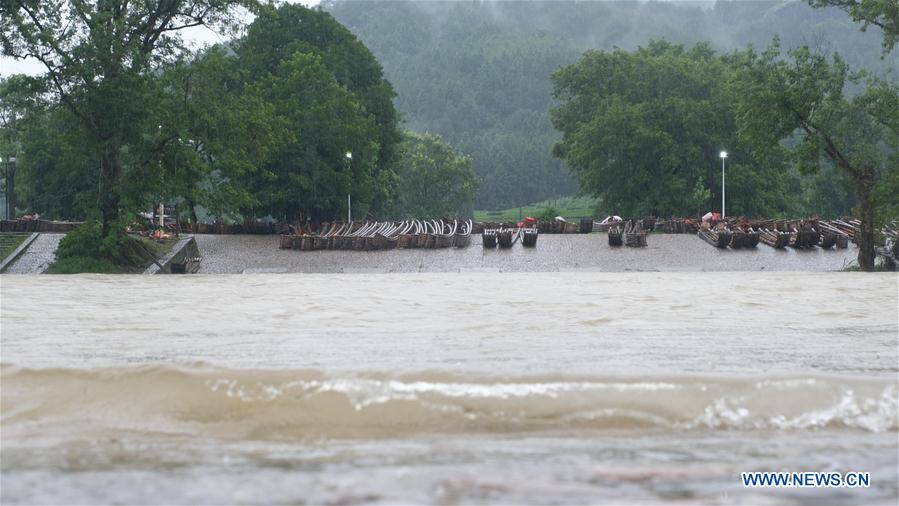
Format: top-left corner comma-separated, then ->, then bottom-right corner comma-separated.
0,0 -> 257,232
328,0 -> 896,210
2,2 -> 483,227
394,131 -> 479,218
809,0 -> 899,50
550,41 -> 794,218
230,3 -> 403,221
730,41 -> 899,269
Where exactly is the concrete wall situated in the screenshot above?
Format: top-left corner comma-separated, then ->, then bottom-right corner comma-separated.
144,236 -> 200,274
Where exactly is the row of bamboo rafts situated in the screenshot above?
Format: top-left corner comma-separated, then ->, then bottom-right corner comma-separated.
699,219 -> 853,250
756,219 -> 852,250
279,219 -> 473,251
607,220 -> 647,247
481,227 -> 539,248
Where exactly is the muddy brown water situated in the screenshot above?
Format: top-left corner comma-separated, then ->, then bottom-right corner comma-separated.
2,272 -> 896,505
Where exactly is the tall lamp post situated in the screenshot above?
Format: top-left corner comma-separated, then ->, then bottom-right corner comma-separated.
5,155 -> 16,220
0,156 -> 4,219
719,150 -> 727,218
345,152 -> 353,222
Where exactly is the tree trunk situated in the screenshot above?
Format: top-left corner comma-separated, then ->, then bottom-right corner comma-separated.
98,151 -> 121,236
855,181 -> 876,271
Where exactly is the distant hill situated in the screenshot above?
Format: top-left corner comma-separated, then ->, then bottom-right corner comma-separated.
327,0 -> 895,209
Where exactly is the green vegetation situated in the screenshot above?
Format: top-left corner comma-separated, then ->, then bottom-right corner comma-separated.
474,196 -> 599,223
328,0 -> 896,210
550,36 -> 898,269
47,221 -> 175,274
394,132 -> 479,218
234,4 -> 402,221
729,41 -> 899,270
49,222 -> 142,274
550,41 -> 794,218
0,0 -> 259,235
0,233 -> 28,261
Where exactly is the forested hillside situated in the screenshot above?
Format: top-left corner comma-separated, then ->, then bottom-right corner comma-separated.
327,0 -> 896,210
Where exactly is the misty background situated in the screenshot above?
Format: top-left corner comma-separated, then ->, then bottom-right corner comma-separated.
325,0 -> 895,210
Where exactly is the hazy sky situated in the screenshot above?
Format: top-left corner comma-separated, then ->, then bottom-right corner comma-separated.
0,0 -> 320,77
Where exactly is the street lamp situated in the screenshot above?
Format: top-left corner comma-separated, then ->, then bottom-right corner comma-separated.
5,155 -> 16,220
345,152 -> 353,222
719,151 -> 728,218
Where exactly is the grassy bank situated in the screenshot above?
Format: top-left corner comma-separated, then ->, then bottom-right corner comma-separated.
47,222 -> 177,274
0,233 -> 30,261
474,196 -> 599,222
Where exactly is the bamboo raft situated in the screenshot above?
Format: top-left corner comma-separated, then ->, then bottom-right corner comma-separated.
579,218 -> 594,234
482,228 -> 497,248
790,221 -> 821,249
759,228 -> 792,248
698,228 -> 732,248
596,216 -> 624,232
729,229 -> 759,248
496,230 -> 515,248
623,220 -> 647,247
481,226 -> 537,248
521,228 -> 539,247
608,224 -> 623,246
280,219 -> 472,251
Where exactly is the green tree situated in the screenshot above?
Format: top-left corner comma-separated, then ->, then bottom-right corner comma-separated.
0,0 -> 256,234
550,41 -> 793,217
809,0 -> 899,50
139,46 -> 285,223
238,3 -> 401,217
731,42 -> 899,270
243,51 -> 381,221
15,105 -> 97,219
395,131 -> 479,218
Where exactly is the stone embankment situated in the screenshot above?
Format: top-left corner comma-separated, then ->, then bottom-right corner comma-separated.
2,234 -> 65,274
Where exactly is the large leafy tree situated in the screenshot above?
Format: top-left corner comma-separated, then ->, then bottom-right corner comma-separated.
550,41 -> 793,218
2,76 -> 97,220
243,51 -> 381,221
731,42 -> 899,270
394,131 -> 478,218
238,3 -> 401,219
14,103 -> 97,219
0,0 -> 257,233
138,47 -> 285,224
809,0 -> 899,50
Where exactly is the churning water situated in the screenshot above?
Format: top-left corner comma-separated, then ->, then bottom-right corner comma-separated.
1,272 -> 897,504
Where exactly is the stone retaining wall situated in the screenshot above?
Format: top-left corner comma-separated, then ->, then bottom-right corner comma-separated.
144,236 -> 200,274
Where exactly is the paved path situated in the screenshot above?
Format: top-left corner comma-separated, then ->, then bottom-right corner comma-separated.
4,234 -> 65,274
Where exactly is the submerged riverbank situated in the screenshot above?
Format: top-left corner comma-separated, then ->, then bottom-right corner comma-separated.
195,234 -> 859,273
2,272 -> 896,504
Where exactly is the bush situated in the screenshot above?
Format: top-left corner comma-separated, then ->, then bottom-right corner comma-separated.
49,221 -> 149,274
48,256 -> 119,274
536,206 -> 560,222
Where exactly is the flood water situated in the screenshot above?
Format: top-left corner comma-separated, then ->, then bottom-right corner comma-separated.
195,234 -> 859,273
1,272 -> 897,505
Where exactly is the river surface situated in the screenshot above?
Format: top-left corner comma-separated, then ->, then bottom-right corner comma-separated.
1,272 -> 897,505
